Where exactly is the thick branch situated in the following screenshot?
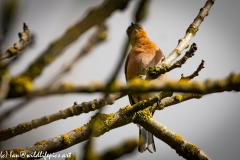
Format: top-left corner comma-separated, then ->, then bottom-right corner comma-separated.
0,92 -> 124,141
138,118 -> 210,160
2,71 -> 239,142
2,92 -> 170,156
25,73 -> 240,97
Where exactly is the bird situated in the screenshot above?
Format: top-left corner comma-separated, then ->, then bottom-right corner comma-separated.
124,23 -> 168,153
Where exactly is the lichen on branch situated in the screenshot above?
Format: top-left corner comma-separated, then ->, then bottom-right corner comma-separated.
1,23 -> 30,60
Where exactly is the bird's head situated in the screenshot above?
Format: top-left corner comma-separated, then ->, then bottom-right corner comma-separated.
126,23 -> 147,45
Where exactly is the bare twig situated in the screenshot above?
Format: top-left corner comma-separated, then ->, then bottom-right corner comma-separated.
146,0 -> 215,78
147,43 -> 198,79
47,23 -> 107,86
1,23 -> 30,60
1,34 -> 35,69
180,59 -> 205,81
20,0 -> 131,80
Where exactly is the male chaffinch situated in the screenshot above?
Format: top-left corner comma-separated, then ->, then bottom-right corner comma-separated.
125,23 -> 168,153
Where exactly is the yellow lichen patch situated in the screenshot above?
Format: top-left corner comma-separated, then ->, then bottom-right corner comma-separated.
89,113 -> 114,135
62,82 -> 73,91
8,47 -> 18,55
174,134 -> 183,143
18,122 -> 32,129
89,81 -> 103,92
120,105 -> 132,115
9,75 -> 33,97
61,134 -> 72,146
34,140 -> 47,146
98,31 -> 107,41
136,107 -> 152,122
120,105 -> 136,123
188,144 -> 199,155
166,80 -> 178,88
175,94 -> 183,102
73,125 -> 85,133
128,77 -> 150,89
229,73 -> 240,84
109,80 -> 121,92
103,113 -> 115,126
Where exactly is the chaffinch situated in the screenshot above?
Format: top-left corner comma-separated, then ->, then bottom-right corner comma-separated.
125,23 -> 168,153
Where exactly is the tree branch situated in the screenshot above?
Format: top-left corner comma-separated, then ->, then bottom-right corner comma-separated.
147,0 -> 215,78
147,43 -> 198,79
19,0 -> 131,80
24,73 -> 240,98
180,60 -> 205,81
46,23 -> 108,86
137,118 -> 210,160
2,92 -> 171,156
3,71 -> 239,142
0,92 -> 124,141
0,23 -> 30,60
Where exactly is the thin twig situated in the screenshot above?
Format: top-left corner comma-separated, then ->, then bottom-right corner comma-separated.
20,0 -> 131,80
180,59 -> 205,81
147,43 -> 198,79
146,0 -> 215,78
1,23 -> 30,60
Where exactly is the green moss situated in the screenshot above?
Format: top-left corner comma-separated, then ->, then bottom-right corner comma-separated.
34,140 -> 47,146
8,75 -> 33,98
175,94 -> 183,102
61,134 -> 72,146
